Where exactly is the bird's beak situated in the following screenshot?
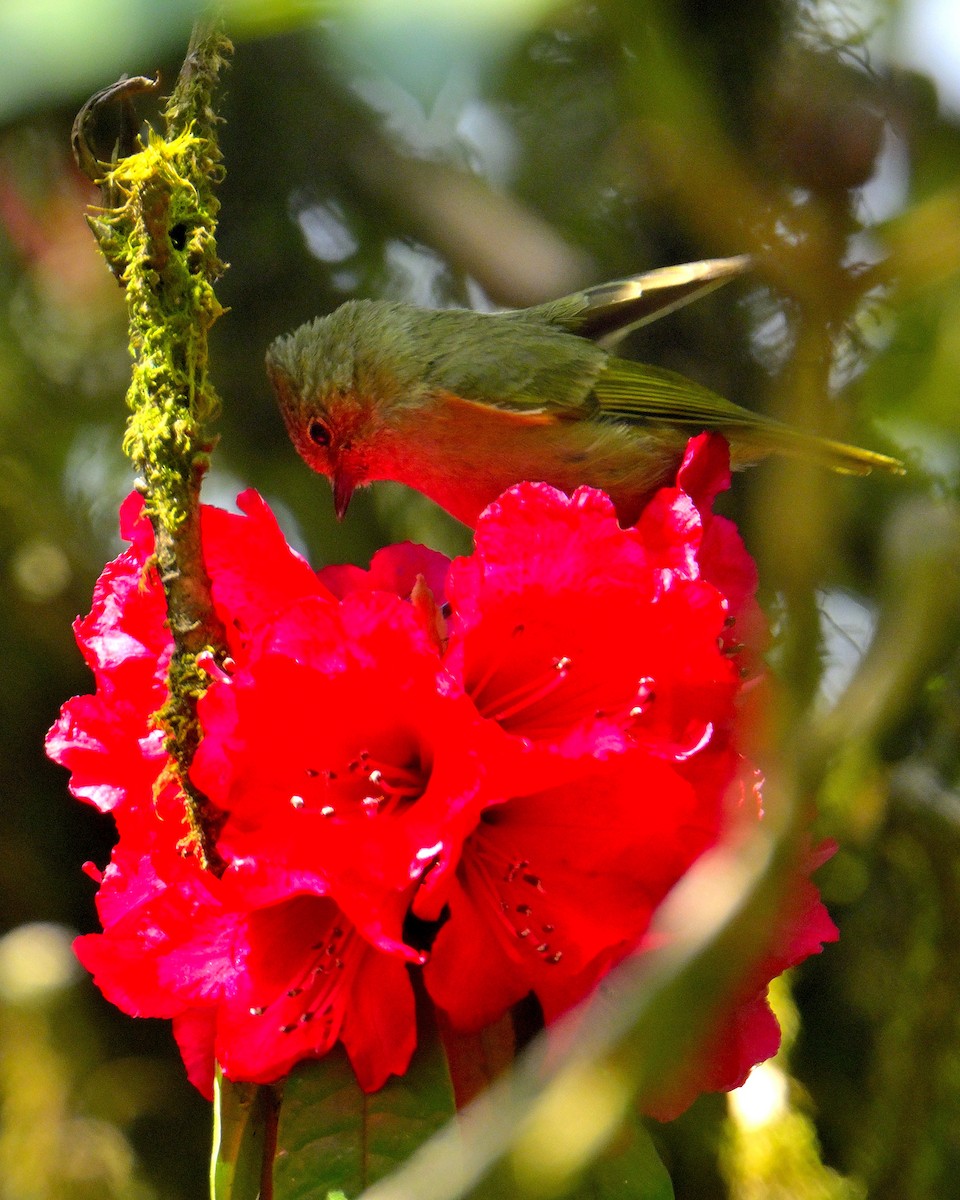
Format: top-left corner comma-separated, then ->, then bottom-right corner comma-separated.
332,470 -> 355,521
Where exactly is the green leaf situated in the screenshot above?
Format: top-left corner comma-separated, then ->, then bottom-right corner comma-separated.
570,1111 -> 673,1200
210,1070 -> 276,1200
480,1103 -> 673,1200
272,1000 -> 457,1200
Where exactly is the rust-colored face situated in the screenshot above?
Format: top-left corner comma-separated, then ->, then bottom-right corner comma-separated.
267,359 -> 372,520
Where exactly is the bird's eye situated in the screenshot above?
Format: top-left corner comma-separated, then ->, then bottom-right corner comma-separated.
307,419 -> 331,447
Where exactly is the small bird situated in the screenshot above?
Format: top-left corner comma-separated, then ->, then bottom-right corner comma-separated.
266,256 -> 904,527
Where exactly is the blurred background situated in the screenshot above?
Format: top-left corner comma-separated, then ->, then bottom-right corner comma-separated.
1,0 -> 959,1196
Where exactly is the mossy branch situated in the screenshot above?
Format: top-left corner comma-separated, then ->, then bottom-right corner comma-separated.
73,15 -> 232,870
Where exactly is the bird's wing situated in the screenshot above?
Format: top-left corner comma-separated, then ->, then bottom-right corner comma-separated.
423,311 -> 606,419
594,358 -> 905,476
527,255 -> 752,348
594,357 -> 766,428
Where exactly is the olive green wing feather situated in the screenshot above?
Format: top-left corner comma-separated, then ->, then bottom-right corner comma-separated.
422,309 -> 606,419
594,358 -> 905,476
527,255 -> 753,348
421,261 -> 751,416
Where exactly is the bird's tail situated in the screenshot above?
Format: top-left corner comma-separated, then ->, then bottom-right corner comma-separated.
742,424 -> 906,476
592,357 -> 906,477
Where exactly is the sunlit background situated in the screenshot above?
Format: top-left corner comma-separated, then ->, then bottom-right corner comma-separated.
2,1 -> 959,1196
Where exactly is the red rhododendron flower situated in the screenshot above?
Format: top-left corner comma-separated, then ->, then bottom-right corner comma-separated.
74,826 -> 416,1096
47,433 -> 838,1119
640,840 -> 841,1121
45,493 -> 171,818
419,747 -> 734,1032
191,589 -> 496,955
319,540 -> 450,603
408,442 -> 832,1116
48,492 -> 423,1096
441,445 -> 746,781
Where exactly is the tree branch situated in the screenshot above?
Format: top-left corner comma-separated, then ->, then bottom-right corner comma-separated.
73,14 -> 233,869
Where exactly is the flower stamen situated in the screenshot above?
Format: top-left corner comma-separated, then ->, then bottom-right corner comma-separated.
483,658 -> 571,723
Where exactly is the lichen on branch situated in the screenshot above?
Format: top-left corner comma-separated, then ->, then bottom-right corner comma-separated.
74,17 -> 233,868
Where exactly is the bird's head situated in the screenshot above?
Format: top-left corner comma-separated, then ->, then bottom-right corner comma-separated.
267,361 -> 371,519
266,301 -> 428,518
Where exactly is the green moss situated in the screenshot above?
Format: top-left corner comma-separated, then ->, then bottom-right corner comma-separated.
81,24 -> 232,868
103,126 -> 225,528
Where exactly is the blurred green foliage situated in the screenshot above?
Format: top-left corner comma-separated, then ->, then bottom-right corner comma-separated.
2,1 -> 959,1197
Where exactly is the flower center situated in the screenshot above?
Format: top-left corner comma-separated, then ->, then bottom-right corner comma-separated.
465,624 -> 583,736
296,746 -> 427,820
481,656 -> 572,725
469,826 -> 564,968
467,624 -> 658,740
247,915 -> 357,1037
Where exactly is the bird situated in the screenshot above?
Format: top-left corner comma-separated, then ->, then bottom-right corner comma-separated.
266,255 -> 904,527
